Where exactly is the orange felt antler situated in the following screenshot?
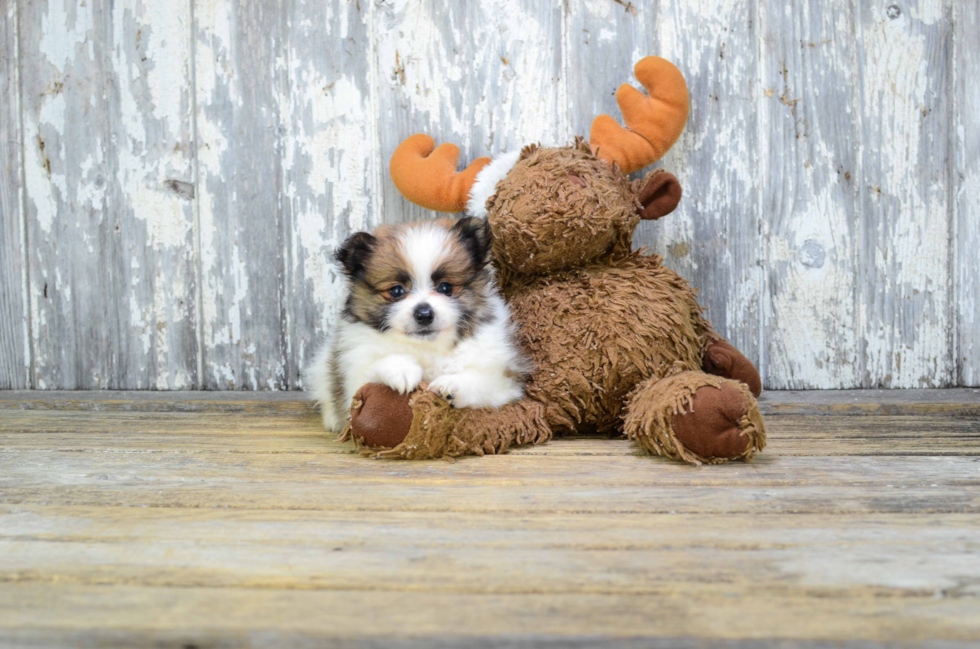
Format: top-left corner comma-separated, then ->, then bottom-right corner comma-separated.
389,134 -> 491,213
589,57 -> 690,175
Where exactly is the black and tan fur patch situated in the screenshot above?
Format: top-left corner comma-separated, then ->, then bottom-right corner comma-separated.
335,217 -> 496,339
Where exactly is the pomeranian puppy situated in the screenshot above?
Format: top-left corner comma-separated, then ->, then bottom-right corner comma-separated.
307,216 -> 529,432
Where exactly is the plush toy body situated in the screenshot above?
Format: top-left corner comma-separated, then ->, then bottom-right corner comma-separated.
342,57 -> 767,465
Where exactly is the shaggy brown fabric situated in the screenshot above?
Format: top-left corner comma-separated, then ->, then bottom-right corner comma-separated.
623,371 -> 765,465
488,140 -> 638,278
360,71 -> 767,466
703,340 -> 763,397
366,391 -> 552,460
502,254 -> 714,435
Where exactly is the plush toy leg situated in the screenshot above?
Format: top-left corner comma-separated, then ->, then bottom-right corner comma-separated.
345,383 -> 552,460
703,340 -> 762,397
622,371 -> 766,465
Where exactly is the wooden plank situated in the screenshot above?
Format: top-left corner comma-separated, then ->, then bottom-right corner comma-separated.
0,0 -> 30,389
564,0 -> 654,140
596,0 -> 763,379
2,430 -> 975,458
2,444 -> 979,487
103,0 -> 199,389
0,583 -> 976,644
760,1 -> 861,389
954,1 -> 980,386
759,388 -> 980,416
0,413 -> 977,457
0,389 -> 318,412
375,0 -> 565,224
0,395 -> 977,643
193,1 -> 287,389
280,0 -> 382,389
857,1 -> 953,387
2,451 -> 978,514
1,508 -> 977,596
19,0 -> 112,389
4,388 -> 978,415
18,0 -> 198,390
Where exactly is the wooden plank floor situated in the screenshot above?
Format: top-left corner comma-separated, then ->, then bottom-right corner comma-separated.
0,390 -> 978,648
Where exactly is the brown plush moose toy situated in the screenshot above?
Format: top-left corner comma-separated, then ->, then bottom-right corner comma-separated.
342,56 -> 766,465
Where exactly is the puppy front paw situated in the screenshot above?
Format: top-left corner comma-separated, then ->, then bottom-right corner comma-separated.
428,373 -> 522,409
372,355 -> 424,394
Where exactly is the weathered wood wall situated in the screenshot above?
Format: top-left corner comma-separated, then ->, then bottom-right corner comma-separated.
0,0 -> 976,390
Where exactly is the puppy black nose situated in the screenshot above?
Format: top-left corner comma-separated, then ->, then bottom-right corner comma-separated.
413,303 -> 434,326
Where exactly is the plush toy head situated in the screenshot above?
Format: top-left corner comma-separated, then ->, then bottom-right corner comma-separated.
483,141 -> 683,276
389,57 -> 690,276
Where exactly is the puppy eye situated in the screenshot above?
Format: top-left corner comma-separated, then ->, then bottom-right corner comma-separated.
388,284 -> 406,300
436,282 -> 454,296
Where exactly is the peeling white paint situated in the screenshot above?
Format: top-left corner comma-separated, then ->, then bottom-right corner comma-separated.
25,92 -> 68,234
134,184 -> 192,249
859,4 -> 951,387
644,0 -> 762,368
5,0 -> 977,390
39,1 -> 92,71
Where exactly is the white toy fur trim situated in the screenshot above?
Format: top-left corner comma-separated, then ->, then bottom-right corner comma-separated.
465,150 -> 521,217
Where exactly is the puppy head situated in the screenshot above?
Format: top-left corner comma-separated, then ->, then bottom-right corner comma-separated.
336,217 -> 493,340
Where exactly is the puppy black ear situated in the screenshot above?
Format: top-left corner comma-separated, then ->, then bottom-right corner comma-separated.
451,216 -> 493,268
335,231 -> 377,277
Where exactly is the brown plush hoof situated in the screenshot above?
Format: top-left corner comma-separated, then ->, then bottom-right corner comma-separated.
703,341 -> 762,397
671,384 -> 751,459
349,383 -> 413,448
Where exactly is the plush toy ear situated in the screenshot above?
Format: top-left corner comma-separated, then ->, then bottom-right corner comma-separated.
636,170 -> 682,220
335,231 -> 377,277
451,216 -> 493,268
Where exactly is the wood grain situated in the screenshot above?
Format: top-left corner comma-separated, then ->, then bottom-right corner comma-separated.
0,1 -> 29,389
630,0 -> 764,374
0,391 -> 978,644
761,0 -> 861,389
279,0 -> 382,389
1,0 -> 979,389
857,1 -> 953,388
1,509 -> 977,596
954,1 -> 980,387
376,0 -> 565,225
18,0 -> 198,390
1,584 -> 976,645
19,0 -> 116,389
194,0 -> 288,389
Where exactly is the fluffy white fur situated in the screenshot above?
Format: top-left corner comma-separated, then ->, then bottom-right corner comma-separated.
465,149 -> 521,217
306,223 -> 527,432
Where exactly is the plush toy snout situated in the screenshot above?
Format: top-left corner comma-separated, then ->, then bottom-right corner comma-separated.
636,171 -> 682,220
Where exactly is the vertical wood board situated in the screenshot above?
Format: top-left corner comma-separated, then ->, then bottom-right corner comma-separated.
0,0 -> 30,389
760,0 -> 862,389
18,0 -> 197,389
857,0 -> 953,388
375,0 -> 566,225
954,1 -> 980,386
194,0 -> 287,389
279,0 -> 382,389
105,0 -> 199,389
0,0 -> 977,390
639,0 -> 763,371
